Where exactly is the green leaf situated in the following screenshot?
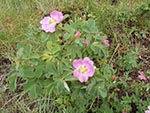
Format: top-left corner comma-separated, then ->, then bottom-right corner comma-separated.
46,41 -> 53,51
45,82 -> 55,95
9,74 -> 17,91
70,45 -> 82,58
88,19 -> 97,32
83,25 -> 90,33
47,41 -> 60,54
83,19 -> 98,33
34,64 -> 44,78
64,24 -> 75,34
63,14 -> 70,20
30,53 -> 40,59
64,76 -> 77,81
99,35 -> 108,40
29,85 -> 37,99
86,79 -> 96,93
17,47 -> 24,58
64,33 -> 71,40
100,103 -> 114,113
57,62 -> 64,74
35,85 -> 43,95
40,32 -> 49,42
64,81 -> 70,92
46,63 -> 57,75
99,82 -> 105,89
99,88 -> 107,98
55,97 -> 63,104
146,70 -> 150,77
43,79 -> 53,87
56,80 -> 63,90
21,65 -> 35,78
23,79 -> 35,92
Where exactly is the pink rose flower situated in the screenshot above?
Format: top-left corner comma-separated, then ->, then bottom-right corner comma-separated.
145,105 -> 150,113
75,31 -> 81,37
102,39 -> 110,46
138,71 -> 147,80
40,10 -> 63,33
72,57 -> 95,83
83,39 -> 88,46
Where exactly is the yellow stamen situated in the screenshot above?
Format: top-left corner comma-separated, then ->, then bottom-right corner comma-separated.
78,65 -> 88,74
49,18 -> 57,24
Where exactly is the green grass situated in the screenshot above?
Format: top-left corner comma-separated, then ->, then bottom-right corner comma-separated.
0,0 -> 150,112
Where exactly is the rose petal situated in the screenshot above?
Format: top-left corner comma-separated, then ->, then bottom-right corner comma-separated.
78,75 -> 89,83
73,69 -> 80,78
40,16 -> 51,24
84,57 -> 94,65
73,59 -> 83,68
41,24 -> 56,33
50,10 -> 63,23
145,110 -> 150,113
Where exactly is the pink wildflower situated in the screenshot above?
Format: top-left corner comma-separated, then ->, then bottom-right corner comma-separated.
40,10 -> 63,33
112,75 -> 117,80
138,71 -> 147,80
83,39 -> 88,46
75,31 -> 81,37
145,105 -> 150,113
72,57 -> 95,83
102,39 -> 110,46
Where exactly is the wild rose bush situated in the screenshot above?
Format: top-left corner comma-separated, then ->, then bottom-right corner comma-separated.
7,10 -> 150,112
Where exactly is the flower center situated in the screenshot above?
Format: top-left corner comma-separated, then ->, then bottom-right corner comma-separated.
78,65 -> 88,74
49,18 -> 57,24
